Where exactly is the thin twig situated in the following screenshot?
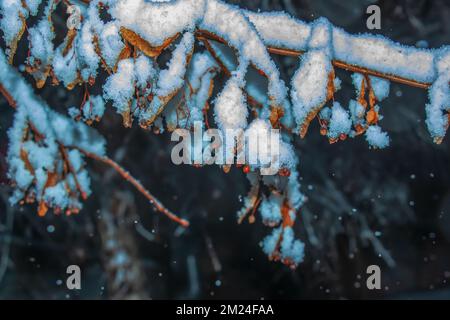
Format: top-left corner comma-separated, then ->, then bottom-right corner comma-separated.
77,149 -> 190,227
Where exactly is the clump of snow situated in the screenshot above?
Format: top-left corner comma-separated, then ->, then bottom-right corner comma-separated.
244,119 -> 272,168
348,99 -> 365,125
260,195 -> 282,226
201,0 -> 288,105
214,77 -> 248,130
98,21 -> 125,69
73,95 -> 106,122
28,12 -> 55,65
139,32 -> 194,126
156,32 -> 194,96
134,54 -> 156,88
25,0 -> 42,15
291,49 -> 332,133
332,27 -> 436,83
77,21 -> 100,81
365,125 -> 390,149
0,0 -> 27,45
307,18 -> 332,51
260,226 -> 305,267
278,140 -> 296,170
319,106 -> 331,121
280,227 -> 305,265
103,58 -> 135,114
52,45 -> 79,87
261,227 -> 282,257
286,169 -> 304,210
327,102 -> 351,139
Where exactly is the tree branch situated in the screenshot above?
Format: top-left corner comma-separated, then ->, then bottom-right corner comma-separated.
77,149 -> 190,228
196,30 -> 432,90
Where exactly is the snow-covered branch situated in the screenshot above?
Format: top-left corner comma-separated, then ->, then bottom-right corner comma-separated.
0,50 -> 187,226
0,0 -> 448,268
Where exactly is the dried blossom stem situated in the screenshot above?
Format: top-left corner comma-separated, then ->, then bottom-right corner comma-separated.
78,149 -> 190,227
0,84 -> 16,108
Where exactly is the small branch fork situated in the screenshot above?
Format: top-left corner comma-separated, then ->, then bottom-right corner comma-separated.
0,86 -> 189,228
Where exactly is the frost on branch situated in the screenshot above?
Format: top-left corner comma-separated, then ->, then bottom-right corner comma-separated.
0,50 -> 105,215
0,0 -> 449,269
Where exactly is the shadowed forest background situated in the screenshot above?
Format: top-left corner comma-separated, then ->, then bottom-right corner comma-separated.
0,0 -> 449,299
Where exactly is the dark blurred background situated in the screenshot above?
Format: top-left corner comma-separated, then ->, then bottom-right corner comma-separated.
0,0 -> 449,299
